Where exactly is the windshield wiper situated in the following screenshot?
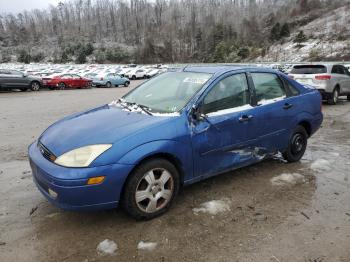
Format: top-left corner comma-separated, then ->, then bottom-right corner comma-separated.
116,98 -> 132,111
123,101 -> 153,116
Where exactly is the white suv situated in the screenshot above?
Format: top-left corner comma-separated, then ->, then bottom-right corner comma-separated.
289,64 -> 350,104
127,69 -> 146,80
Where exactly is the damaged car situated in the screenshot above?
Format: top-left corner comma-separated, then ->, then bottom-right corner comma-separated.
28,66 -> 323,220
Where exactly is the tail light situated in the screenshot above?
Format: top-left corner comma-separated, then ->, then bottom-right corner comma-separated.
288,75 -> 294,79
315,75 -> 331,80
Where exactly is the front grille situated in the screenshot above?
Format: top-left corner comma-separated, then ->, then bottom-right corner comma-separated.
38,142 -> 57,162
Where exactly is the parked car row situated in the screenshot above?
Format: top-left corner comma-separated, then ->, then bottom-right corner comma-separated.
0,64 -> 168,91
1,63 -> 350,105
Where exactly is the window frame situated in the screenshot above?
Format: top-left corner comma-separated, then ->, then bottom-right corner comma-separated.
198,72 -> 254,116
247,72 -> 289,106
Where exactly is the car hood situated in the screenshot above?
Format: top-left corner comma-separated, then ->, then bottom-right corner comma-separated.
39,104 -> 173,157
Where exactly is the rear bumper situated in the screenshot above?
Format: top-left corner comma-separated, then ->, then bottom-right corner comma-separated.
28,142 -> 134,211
310,112 -> 323,137
92,80 -> 107,86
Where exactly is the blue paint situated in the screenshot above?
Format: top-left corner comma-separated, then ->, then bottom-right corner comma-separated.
28,66 -> 323,210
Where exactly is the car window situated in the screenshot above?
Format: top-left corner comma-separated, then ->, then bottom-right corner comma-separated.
251,73 -> 286,103
107,73 -> 114,77
291,65 -> 327,74
202,73 -> 250,115
10,70 -> 23,76
331,65 -> 342,74
282,78 -> 300,96
0,70 -> 10,75
62,74 -> 71,78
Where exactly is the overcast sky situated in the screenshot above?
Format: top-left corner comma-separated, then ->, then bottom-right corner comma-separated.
0,0 -> 60,14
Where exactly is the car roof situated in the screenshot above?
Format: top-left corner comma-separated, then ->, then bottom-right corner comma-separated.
183,65 -> 275,74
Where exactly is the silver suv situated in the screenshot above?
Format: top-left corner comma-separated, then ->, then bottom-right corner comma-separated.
289,64 -> 350,104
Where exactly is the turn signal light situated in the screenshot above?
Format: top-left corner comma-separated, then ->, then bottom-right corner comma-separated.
315,75 -> 331,80
87,176 -> 105,185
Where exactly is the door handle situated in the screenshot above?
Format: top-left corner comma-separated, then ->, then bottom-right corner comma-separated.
283,103 -> 293,110
239,115 -> 253,122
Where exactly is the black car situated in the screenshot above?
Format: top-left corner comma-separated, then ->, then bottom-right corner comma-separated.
0,69 -> 43,91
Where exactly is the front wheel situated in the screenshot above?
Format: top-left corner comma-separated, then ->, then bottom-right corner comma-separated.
122,158 -> 180,220
282,125 -> 308,163
58,82 -> 66,90
106,81 -> 112,88
30,81 -> 41,91
124,81 -> 130,87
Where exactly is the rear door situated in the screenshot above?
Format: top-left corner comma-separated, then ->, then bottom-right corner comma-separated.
71,74 -> 82,88
246,72 -> 297,153
338,66 -> 350,92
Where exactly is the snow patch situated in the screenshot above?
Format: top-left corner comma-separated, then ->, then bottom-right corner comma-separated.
137,241 -> 157,251
193,199 -> 231,215
271,173 -> 305,186
310,159 -> 331,172
96,239 -> 117,255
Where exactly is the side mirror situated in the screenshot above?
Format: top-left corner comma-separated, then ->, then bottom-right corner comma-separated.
190,105 -> 205,121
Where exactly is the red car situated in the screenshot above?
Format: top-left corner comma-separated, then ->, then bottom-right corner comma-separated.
45,74 -> 92,90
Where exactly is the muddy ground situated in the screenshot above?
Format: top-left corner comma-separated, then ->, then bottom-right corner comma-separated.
0,83 -> 349,262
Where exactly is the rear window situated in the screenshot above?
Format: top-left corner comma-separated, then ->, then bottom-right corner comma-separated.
291,65 -> 327,74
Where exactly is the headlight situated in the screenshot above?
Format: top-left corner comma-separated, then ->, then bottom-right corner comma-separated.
54,144 -> 112,168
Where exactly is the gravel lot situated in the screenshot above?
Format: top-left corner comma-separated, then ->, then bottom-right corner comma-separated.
0,83 -> 349,262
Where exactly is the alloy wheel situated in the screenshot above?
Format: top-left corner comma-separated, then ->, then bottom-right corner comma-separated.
31,82 -> 40,91
135,168 -> 174,213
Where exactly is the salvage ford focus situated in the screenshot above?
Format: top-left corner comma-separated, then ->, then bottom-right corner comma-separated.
28,66 -> 323,220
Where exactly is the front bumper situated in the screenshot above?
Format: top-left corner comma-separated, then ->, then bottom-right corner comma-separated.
28,142 -> 134,211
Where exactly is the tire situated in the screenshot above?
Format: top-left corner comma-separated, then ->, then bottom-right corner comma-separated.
106,81 -> 112,88
58,82 -> 66,90
30,81 -> 41,91
327,87 -> 339,105
124,81 -> 130,87
347,95 -> 350,101
122,158 -> 180,220
282,125 -> 308,163
132,75 -> 136,80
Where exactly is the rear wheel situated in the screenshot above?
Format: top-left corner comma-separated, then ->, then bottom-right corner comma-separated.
106,81 -> 112,88
30,81 -> 40,91
328,87 -> 339,105
282,125 -> 308,163
122,158 -> 180,220
124,81 -> 130,87
58,82 -> 66,90
132,75 -> 136,80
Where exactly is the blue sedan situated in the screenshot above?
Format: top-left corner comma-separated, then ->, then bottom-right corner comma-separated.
28,66 -> 323,220
92,73 -> 130,88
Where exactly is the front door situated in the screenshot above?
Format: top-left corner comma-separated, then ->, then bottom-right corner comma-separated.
191,73 -> 257,178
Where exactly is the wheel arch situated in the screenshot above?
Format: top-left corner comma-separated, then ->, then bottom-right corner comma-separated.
298,120 -> 311,137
